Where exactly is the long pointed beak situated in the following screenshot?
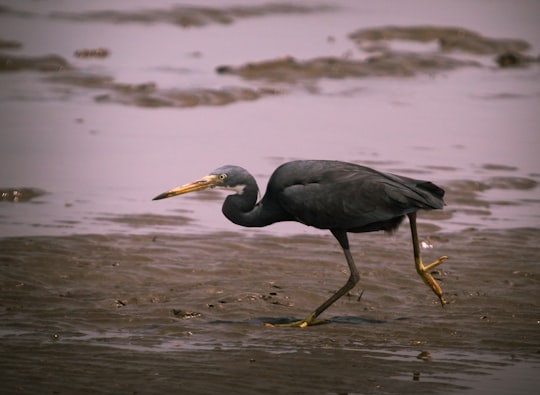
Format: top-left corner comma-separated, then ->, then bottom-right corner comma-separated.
152,175 -> 221,200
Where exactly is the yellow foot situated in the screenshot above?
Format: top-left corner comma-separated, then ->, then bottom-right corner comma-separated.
424,255 -> 448,272
264,313 -> 329,328
417,255 -> 448,306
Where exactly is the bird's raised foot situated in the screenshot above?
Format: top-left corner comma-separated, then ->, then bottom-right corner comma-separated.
424,255 -> 448,272
416,255 -> 448,307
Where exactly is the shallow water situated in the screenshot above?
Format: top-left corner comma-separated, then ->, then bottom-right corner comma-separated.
1,1 -> 540,394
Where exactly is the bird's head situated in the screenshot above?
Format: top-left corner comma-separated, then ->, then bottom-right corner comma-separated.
152,165 -> 252,201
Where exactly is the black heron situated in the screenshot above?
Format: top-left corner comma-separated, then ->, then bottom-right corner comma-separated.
153,160 -> 447,327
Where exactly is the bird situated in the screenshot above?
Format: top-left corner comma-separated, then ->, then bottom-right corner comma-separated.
153,160 -> 448,327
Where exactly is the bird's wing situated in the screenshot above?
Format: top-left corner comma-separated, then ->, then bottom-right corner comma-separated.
277,168 -> 435,230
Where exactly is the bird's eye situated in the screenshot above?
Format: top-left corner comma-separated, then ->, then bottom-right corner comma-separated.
219,174 -> 227,181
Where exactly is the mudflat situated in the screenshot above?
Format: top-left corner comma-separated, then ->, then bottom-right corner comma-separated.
1,226 -> 538,394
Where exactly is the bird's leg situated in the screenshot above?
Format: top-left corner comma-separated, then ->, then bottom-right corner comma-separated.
267,230 -> 359,328
408,212 -> 448,306
300,246 -> 359,327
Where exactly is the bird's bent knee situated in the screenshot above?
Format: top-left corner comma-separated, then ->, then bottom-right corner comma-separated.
348,275 -> 360,286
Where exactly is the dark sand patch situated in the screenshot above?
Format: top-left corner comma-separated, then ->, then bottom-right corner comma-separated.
216,53 -> 481,83
348,26 -> 531,55
0,187 -> 46,203
50,3 -> 334,28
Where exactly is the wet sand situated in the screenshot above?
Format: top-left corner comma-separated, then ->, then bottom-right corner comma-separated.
1,1 -> 540,394
1,227 -> 539,394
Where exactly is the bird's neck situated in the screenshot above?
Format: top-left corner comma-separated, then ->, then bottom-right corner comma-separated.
221,184 -> 282,228
221,184 -> 261,227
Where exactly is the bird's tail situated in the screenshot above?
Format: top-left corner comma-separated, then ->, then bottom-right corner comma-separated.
384,172 -> 445,210
417,181 -> 445,209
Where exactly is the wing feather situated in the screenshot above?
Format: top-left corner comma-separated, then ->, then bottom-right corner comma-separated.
269,161 -> 444,231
